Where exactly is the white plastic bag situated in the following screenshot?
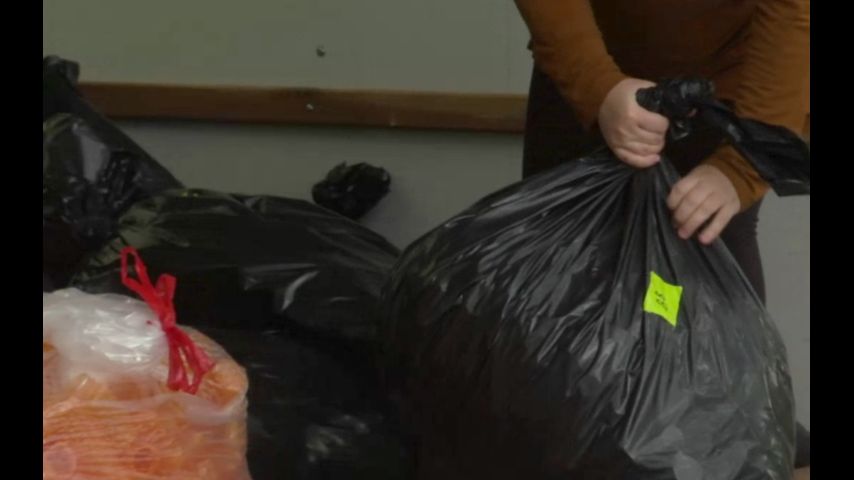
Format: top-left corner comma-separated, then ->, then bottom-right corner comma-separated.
43,286 -> 250,480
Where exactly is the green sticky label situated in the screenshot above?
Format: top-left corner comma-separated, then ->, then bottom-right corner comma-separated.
643,271 -> 683,327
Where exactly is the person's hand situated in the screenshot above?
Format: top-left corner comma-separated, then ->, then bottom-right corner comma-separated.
668,164 -> 740,245
598,78 -> 670,168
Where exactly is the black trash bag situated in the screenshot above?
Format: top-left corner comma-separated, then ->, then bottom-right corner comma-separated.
42,114 -> 181,290
43,114 -> 181,246
43,56 -> 182,290
198,326 -> 413,480
381,78 -> 808,480
43,56 -> 180,195
636,78 -> 809,195
43,55 -> 80,120
313,163 -> 391,220
73,190 -> 400,341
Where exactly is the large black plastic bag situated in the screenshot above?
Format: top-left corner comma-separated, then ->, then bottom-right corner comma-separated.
43,56 -> 182,289
73,190 -> 400,341
198,326 -> 413,480
382,79 -> 809,479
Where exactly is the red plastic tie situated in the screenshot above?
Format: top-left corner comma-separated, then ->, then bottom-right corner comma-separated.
120,247 -> 214,394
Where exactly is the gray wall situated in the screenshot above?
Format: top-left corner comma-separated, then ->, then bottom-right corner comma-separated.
43,0 -> 532,93
119,120 -> 810,427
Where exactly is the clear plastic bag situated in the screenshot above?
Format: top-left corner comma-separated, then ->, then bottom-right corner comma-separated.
43,287 -> 250,480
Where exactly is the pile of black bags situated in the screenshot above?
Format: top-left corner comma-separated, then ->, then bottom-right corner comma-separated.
43,56 -> 411,480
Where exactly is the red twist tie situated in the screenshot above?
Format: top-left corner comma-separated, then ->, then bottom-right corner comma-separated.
120,247 -> 214,394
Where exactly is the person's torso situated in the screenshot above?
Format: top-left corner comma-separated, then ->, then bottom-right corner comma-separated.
591,0 -> 758,97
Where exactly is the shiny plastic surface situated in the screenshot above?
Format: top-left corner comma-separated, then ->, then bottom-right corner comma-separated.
636,77 -> 809,195
73,189 -> 400,341
43,56 -> 182,289
382,79 -> 809,479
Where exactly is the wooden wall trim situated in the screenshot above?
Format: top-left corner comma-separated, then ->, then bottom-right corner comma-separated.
77,81 -> 810,140
78,82 -> 529,133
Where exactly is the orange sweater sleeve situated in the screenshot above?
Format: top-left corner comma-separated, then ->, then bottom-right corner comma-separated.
513,0 -> 626,129
705,0 -> 810,210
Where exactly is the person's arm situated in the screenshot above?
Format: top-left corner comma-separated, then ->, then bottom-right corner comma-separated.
670,0 -> 810,244
514,0 -> 668,168
514,0 -> 625,129
704,0 -> 811,210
